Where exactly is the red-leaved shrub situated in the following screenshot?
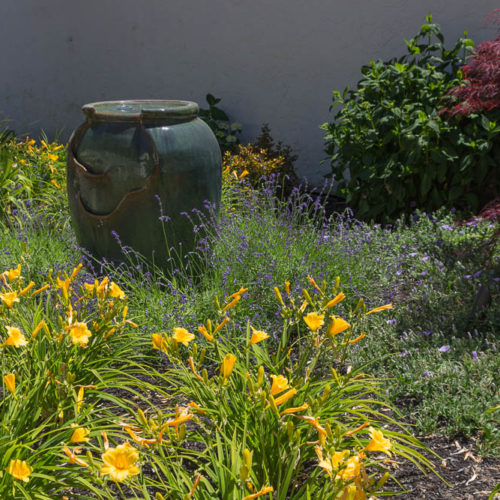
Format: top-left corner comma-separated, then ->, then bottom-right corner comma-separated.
442,12 -> 500,117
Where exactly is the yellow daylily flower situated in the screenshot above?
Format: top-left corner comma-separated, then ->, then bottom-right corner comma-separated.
67,322 -> 92,347
336,453 -> 365,481
57,278 -> 71,301
214,316 -> 230,334
70,427 -> 90,443
100,442 -> 140,482
273,388 -> 297,406
4,373 -> 15,394
242,485 -> 274,500
303,312 -> 325,331
109,282 -> 125,299
365,303 -> 393,315
249,326 -> 269,345
172,327 -> 195,347
5,326 -> 28,347
229,286 -> 248,299
6,459 -> 32,482
325,292 -> 345,309
5,264 -> 21,281
221,353 -> 236,380
365,427 -> 392,455
77,387 -> 84,413
0,291 -> 20,308
152,333 -> 165,351
307,275 -> 322,292
298,415 -> 327,436
270,374 -> 289,396
280,402 -> 309,415
63,446 -> 89,467
198,324 -> 214,342
326,316 -> 351,337
31,320 -> 46,339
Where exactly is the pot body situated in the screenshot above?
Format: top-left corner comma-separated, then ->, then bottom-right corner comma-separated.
66,100 -> 221,267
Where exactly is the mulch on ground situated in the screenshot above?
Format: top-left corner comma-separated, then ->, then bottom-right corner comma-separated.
387,434 -> 500,499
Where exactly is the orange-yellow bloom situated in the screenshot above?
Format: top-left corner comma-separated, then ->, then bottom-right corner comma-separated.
70,427 -> 90,443
152,333 -> 165,351
222,295 -> 241,312
347,333 -> 366,345
31,320 -> 46,339
297,415 -> 327,436
69,263 -> 83,280
57,278 -> 71,301
365,303 -> 393,315
273,388 -> 297,406
214,316 -> 230,334
19,281 -> 35,296
172,327 -> 195,346
189,357 -> 204,381
123,427 -> 157,448
303,312 -> 324,331
314,446 -> 349,479
325,292 -> 345,309
5,264 -> 21,281
100,442 -> 140,482
326,316 -> 350,336
6,459 -> 32,482
4,373 -> 15,394
67,322 -> 92,346
221,353 -> 236,379
77,387 -> 84,413
109,282 -> 125,299
0,291 -> 20,308
63,446 -> 89,467
242,485 -> 274,500
365,427 -> 392,455
5,326 -> 28,347
229,287 -> 248,299
198,325 -> 214,342
280,402 -> 309,415
249,326 -> 269,345
270,374 -> 289,396
336,453 -> 365,481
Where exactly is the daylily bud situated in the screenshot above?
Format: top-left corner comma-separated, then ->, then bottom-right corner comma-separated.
248,378 -> 255,394
274,287 -> 285,307
178,423 -> 187,440
240,464 -> 250,482
192,342 -> 198,359
287,421 -> 294,440
353,298 -> 365,314
302,289 -> 312,304
243,448 -> 252,470
257,366 -> 265,388
199,347 -> 206,364
137,408 -> 148,426
156,493 -> 165,500
321,384 -> 330,403
202,369 -> 209,384
268,395 -> 280,418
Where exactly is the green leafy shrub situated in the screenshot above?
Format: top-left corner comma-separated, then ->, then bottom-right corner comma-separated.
322,15 -> 500,221
199,94 -> 242,154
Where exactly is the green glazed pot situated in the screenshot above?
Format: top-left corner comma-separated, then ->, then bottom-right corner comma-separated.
67,100 -> 222,267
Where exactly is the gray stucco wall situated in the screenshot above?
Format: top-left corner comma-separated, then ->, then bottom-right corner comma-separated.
1,1 -> 498,183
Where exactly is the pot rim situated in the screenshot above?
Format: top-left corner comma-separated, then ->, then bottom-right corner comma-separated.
82,100 -> 199,123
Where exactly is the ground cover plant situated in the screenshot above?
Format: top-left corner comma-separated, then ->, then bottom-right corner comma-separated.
0,128 -> 498,499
